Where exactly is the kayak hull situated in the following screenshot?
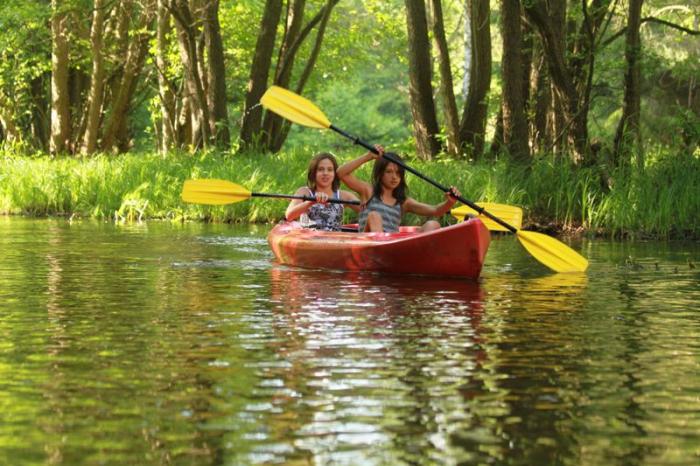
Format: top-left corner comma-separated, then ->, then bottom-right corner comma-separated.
267,219 -> 490,279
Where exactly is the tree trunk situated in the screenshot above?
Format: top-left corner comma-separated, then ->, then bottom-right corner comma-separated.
0,94 -> 21,144
69,68 -> 90,152
460,0 -> 491,159
404,0 -> 441,160
239,0 -> 283,150
50,0 -> 71,155
156,0 -> 176,152
529,40 -> 550,154
549,0 -> 566,157
204,0 -> 230,147
170,0 -> 211,149
68,13 -> 92,153
271,0 -> 339,152
500,0 -> 529,161
520,22 -> 533,120
30,73 -> 50,150
524,0 -> 613,164
613,0 -> 644,169
263,0 -> 306,148
462,0 -> 471,99
101,6 -> 152,152
525,2 -> 585,163
82,0 -> 107,154
277,0 -> 307,87
430,0 -> 460,156
490,106 -> 503,156
178,95 -> 193,146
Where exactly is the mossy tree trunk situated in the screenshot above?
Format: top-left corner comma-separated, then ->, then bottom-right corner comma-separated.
240,0 -> 283,151
613,0 -> 644,170
460,0 -> 491,160
405,0 -> 441,160
500,0 -> 529,162
50,0 -> 71,155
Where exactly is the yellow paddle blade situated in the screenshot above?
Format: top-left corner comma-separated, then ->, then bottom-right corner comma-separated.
181,179 -> 252,205
451,202 -> 523,231
516,230 -> 589,273
260,86 -> 331,129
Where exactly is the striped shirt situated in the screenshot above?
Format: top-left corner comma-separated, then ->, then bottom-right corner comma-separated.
358,196 -> 402,232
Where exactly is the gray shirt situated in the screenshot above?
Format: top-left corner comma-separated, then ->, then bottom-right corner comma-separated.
358,196 -> 402,232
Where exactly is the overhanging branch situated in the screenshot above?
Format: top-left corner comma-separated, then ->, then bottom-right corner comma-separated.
603,16 -> 700,47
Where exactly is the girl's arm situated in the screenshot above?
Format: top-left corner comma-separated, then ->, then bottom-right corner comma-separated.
340,190 -> 361,213
285,187 -> 323,221
403,188 -> 460,217
336,148 -> 381,200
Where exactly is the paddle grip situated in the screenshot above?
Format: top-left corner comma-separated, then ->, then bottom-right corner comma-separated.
252,192 -> 360,205
299,196 -> 360,205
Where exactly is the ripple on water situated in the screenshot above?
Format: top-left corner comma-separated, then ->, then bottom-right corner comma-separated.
2,220 -> 699,465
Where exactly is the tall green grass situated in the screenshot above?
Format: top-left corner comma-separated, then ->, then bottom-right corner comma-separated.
1,148 -> 698,238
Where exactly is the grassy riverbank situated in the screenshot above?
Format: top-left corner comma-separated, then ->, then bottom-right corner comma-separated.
1,149 -> 698,239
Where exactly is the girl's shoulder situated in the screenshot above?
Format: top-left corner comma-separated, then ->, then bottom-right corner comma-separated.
294,186 -> 313,195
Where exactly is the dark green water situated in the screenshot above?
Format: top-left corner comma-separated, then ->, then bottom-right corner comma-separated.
1,217 -> 698,465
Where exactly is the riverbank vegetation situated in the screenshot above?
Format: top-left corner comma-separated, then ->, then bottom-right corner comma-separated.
1,148 -> 697,239
0,1 -> 698,238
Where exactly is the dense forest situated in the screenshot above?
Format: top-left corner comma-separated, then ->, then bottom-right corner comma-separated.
0,1 -> 698,237
0,0 -> 696,160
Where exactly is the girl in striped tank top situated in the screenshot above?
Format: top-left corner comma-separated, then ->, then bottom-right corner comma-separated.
337,145 -> 461,233
285,152 -> 360,231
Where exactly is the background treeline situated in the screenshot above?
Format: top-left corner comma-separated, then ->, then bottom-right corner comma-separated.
0,0 -> 699,239
0,0 -> 697,164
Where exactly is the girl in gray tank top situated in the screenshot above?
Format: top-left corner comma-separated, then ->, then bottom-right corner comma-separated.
337,146 -> 461,233
358,196 -> 402,232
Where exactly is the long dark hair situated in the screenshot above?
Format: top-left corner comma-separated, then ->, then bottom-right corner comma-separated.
371,152 -> 407,204
307,152 -> 340,191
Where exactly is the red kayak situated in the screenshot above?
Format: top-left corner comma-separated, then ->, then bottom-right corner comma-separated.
268,218 -> 490,279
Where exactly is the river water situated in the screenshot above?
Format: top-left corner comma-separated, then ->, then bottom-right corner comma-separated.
1,217 -> 698,465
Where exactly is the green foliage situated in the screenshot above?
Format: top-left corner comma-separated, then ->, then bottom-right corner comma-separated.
0,1 -> 50,142
262,0 -> 424,153
0,0 -> 694,242
1,148 -> 698,239
220,0 -> 266,111
589,149 -> 700,238
284,72 -> 414,153
589,0 -> 700,151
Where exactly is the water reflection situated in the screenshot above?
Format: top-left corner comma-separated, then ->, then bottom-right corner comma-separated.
236,267 -> 489,464
484,271 -> 589,313
1,219 -> 699,465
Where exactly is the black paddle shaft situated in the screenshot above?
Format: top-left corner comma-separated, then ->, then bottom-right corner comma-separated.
329,125 -> 517,233
252,192 -> 360,205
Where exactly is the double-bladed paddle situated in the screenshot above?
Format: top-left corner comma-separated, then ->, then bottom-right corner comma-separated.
260,85 -> 588,273
181,179 -> 360,206
451,203 -> 523,232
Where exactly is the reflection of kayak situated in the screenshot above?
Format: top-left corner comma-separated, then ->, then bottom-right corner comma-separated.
267,218 -> 490,279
